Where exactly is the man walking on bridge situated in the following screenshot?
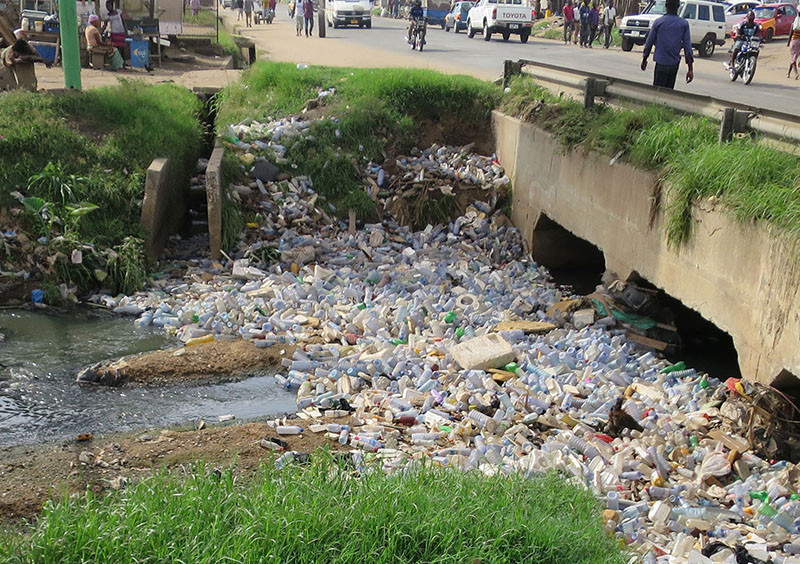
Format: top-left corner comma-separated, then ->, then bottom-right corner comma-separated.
640,0 -> 693,88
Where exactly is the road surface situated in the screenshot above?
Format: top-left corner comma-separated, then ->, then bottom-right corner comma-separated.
232,11 -> 800,116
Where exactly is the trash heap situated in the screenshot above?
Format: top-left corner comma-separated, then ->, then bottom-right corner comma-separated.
100,117 -> 800,564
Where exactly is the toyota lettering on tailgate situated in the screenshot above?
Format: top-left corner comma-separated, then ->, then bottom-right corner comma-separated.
501,10 -> 527,18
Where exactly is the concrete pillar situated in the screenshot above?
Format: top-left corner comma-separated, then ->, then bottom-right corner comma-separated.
141,158 -> 170,259
206,147 -> 225,260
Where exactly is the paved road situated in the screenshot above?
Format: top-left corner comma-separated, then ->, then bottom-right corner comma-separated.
316,17 -> 800,116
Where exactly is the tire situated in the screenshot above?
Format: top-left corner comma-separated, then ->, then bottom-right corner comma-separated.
483,20 -> 491,41
730,64 -> 739,81
419,36 -> 424,50
744,57 -> 757,84
454,25 -> 459,33
467,19 -> 475,37
366,21 -> 371,28
333,21 -> 339,28
621,36 -> 633,51
765,27 -> 774,42
520,29 -> 529,43
445,23 -> 450,31
698,35 -> 715,57
441,21 -> 445,30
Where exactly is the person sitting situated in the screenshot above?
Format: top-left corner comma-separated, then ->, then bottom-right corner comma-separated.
407,0 -> 424,43
85,14 -> 124,70
0,29 -> 49,91
727,10 -> 761,70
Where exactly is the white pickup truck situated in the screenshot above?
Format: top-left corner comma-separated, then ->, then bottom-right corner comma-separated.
466,0 -> 536,43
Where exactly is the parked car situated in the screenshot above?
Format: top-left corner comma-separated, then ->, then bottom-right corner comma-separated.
326,0 -> 372,28
723,1 -> 759,36
222,0 -> 232,8
752,3 -> 798,41
466,0 -> 536,43
445,1 -> 473,32
620,0 -> 726,57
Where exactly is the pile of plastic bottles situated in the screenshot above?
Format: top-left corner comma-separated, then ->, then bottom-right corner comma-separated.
103,117 -> 800,564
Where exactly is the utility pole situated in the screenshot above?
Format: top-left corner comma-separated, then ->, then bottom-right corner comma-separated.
318,0 -> 326,37
58,0 -> 82,89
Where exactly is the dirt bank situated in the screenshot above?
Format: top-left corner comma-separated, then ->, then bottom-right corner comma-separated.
0,415 -> 347,527
77,340 -> 292,386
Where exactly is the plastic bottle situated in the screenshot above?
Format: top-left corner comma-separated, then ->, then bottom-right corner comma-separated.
277,425 -> 303,435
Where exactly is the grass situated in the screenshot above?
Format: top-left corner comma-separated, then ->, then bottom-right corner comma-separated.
0,456 -> 624,564
0,80 -> 203,294
501,75 -> 800,245
217,63 -> 500,219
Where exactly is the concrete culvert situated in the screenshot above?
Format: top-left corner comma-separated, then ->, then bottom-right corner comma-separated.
532,213 -> 605,295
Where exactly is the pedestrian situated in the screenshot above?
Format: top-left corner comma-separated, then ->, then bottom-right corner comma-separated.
244,0 -> 254,25
190,0 -> 201,16
0,30 -> 48,91
102,0 -> 128,56
295,0 -> 305,35
641,0 -> 693,88
236,0 -> 244,20
304,0 -> 314,35
788,11 -> 800,79
602,0 -> 616,48
588,1 -> 599,47
563,0 -> 575,44
388,0 -> 394,17
578,0 -> 590,46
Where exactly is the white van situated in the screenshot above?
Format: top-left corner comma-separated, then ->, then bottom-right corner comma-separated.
620,0 -> 727,57
326,0 -> 372,28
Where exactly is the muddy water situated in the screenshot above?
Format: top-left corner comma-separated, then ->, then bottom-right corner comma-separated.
0,308 -> 296,448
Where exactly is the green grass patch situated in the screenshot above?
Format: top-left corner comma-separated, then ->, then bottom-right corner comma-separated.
217,63 -> 500,219
0,457 -> 623,564
0,80 -> 203,292
501,75 -> 800,246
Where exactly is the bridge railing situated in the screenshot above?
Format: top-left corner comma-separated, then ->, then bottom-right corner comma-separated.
504,59 -> 800,144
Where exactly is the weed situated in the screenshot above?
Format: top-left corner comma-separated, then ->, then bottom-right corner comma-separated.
0,456 -> 624,564
221,190 -> 245,252
107,237 -> 149,295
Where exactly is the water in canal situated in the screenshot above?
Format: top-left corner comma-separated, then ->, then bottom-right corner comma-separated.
0,308 -> 296,448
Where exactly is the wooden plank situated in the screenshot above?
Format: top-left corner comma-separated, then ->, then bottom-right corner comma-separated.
626,332 -> 669,351
494,320 -> 557,334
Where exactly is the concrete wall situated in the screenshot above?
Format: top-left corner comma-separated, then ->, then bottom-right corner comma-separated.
141,158 -> 186,259
493,110 -> 800,385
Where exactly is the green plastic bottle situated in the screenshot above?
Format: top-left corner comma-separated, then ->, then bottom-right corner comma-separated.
444,311 -> 457,323
660,361 -> 686,374
455,327 -> 465,339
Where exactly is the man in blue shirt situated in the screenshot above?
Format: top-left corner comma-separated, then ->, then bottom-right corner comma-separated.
408,0 -> 425,43
640,0 -> 694,89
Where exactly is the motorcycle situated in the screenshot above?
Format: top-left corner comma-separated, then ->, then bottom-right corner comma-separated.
410,18 -> 427,51
729,31 -> 760,85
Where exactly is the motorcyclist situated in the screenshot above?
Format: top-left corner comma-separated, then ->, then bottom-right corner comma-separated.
408,0 -> 425,43
727,10 -> 761,69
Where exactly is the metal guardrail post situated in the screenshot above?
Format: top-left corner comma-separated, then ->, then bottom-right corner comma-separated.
719,108 -> 736,143
584,77 -> 596,109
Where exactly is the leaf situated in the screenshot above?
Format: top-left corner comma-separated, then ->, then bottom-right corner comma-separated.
22,196 -> 46,214
66,202 -> 100,218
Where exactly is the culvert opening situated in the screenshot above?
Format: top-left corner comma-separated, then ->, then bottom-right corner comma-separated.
772,369 -> 800,408
532,214 -> 605,294
624,273 -> 742,381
